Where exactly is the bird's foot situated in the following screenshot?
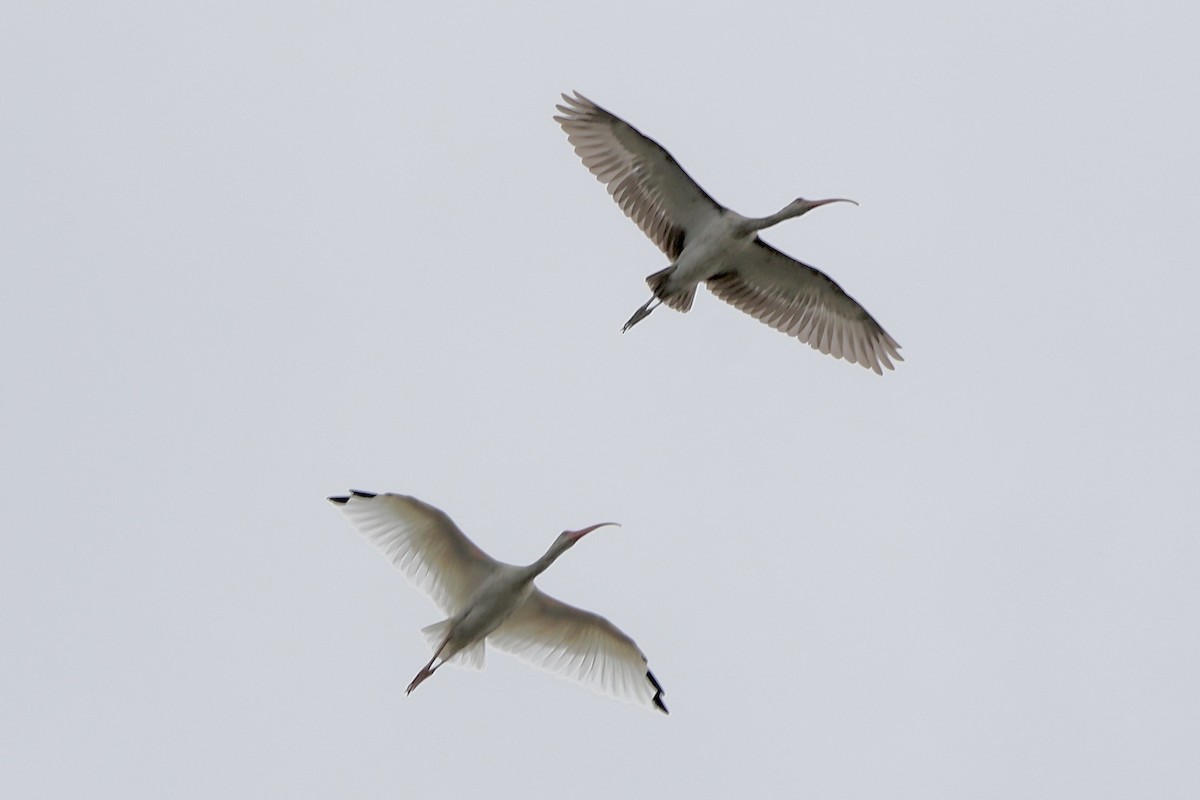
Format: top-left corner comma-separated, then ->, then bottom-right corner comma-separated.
622,298 -> 661,333
406,665 -> 435,695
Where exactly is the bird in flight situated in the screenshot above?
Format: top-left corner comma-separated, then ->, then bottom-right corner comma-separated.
329,490 -> 667,713
556,91 -> 902,374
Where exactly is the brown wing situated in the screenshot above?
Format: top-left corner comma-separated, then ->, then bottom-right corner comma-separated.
555,91 -> 724,260
706,241 -> 902,374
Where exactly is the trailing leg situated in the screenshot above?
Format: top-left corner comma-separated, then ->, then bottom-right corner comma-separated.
406,640 -> 448,695
622,297 -> 661,332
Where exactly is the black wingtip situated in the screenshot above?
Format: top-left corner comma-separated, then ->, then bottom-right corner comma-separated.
647,670 -> 668,715
330,490 -> 377,505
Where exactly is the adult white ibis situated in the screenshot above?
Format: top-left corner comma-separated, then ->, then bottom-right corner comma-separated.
329,490 -> 667,713
555,91 -> 902,374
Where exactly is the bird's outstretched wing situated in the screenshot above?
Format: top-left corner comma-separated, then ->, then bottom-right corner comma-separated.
555,91 -> 722,261
329,491 -> 498,615
706,240 -> 903,374
489,588 -> 668,714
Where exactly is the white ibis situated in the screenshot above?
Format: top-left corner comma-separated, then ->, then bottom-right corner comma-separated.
329,490 -> 667,713
555,91 -> 902,374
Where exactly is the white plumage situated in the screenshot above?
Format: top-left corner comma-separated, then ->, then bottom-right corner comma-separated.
330,490 -> 667,713
556,91 -> 902,374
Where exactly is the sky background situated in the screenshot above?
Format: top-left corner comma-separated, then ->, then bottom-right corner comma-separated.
3,1 -> 1199,797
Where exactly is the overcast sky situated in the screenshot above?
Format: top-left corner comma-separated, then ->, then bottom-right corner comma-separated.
4,2 -> 1199,798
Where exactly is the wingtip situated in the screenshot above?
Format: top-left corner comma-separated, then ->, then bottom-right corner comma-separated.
647,670 -> 668,714
329,490 -> 377,505
554,91 -> 577,118
555,90 -> 598,117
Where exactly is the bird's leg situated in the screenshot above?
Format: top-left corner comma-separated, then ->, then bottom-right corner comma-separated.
622,297 -> 661,333
405,661 -> 437,695
406,641 -> 448,695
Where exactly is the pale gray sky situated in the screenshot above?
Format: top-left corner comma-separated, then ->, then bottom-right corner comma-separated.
3,1 -> 1199,797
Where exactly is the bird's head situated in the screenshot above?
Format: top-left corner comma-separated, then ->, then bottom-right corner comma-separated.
787,196 -> 858,216
555,521 -> 620,551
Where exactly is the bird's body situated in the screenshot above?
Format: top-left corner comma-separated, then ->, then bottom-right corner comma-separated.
430,564 -> 534,662
329,490 -> 667,713
655,208 -> 777,306
555,91 -> 902,374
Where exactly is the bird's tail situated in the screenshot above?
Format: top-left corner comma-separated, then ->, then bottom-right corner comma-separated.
646,266 -> 694,312
420,620 -> 486,670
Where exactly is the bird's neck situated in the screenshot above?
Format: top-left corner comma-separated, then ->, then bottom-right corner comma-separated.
522,541 -> 570,581
747,203 -> 805,232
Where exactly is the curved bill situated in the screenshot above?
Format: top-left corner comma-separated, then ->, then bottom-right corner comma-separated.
805,197 -> 858,211
566,522 -> 621,541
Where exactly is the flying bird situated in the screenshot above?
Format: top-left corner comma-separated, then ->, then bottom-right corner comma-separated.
329,490 -> 667,713
555,91 -> 902,374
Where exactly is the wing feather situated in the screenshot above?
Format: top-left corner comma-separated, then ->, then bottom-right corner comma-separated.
330,492 -> 497,615
555,91 -> 722,260
706,241 -> 902,374
489,589 -> 668,714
